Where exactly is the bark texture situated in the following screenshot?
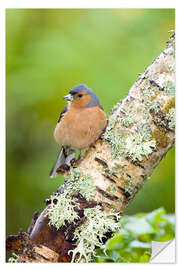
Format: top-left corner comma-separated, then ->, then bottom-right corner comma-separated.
6,33 -> 175,263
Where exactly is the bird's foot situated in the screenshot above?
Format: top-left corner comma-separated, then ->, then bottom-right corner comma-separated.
56,164 -> 70,174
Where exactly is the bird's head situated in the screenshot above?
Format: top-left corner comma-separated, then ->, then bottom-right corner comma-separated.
63,84 -> 100,108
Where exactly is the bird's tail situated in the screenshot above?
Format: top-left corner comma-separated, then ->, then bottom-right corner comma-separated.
49,148 -> 66,178
49,147 -> 75,178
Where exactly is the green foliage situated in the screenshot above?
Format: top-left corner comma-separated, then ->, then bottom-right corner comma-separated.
94,208 -> 175,263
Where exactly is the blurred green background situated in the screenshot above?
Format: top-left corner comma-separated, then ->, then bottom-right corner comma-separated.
6,9 -> 175,238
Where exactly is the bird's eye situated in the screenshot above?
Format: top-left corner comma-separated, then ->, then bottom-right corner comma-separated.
78,94 -> 83,98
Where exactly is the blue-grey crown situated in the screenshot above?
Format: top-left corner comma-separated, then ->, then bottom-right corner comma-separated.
69,84 -> 99,108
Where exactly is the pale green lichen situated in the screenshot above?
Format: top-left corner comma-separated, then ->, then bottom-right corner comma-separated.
104,116 -> 156,161
47,168 -> 97,229
162,80 -> 175,96
69,168 -> 96,201
103,115 -> 117,141
137,124 -> 151,140
68,205 -> 121,262
125,178 -> 134,195
169,64 -> 175,73
47,191 -> 80,229
148,101 -> 161,112
166,108 -> 175,129
142,86 -> 154,100
128,137 -> 156,161
119,115 -> 134,127
64,168 -> 96,201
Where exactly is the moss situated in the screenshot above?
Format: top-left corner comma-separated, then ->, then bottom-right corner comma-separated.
151,130 -> 169,148
106,184 -> 116,193
8,253 -> 19,263
68,205 -> 120,262
163,97 -> 175,114
151,155 -> 159,165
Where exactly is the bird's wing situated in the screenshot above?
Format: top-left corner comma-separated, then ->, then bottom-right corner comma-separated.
58,105 -> 68,123
98,104 -> 104,111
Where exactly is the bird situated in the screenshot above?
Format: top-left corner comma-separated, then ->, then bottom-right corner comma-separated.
49,84 -> 107,178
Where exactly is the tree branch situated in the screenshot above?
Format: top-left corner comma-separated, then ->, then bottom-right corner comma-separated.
6,33 -> 175,263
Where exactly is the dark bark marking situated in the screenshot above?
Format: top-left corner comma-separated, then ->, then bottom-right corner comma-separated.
94,157 -> 108,168
102,174 -> 116,183
95,186 -> 119,201
117,186 -> 131,199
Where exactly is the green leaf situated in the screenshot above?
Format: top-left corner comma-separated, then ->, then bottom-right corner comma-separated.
94,208 -> 175,263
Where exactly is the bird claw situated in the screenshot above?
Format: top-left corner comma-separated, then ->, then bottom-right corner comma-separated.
56,164 -> 70,174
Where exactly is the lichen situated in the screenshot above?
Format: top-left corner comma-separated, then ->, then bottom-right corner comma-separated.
148,101 -> 161,113
142,86 -> 154,100
166,108 -> 175,129
47,168 -> 97,229
103,114 -> 118,142
137,124 -> 151,140
124,178 -> 134,196
70,168 -> 97,201
68,205 -> 121,262
128,136 -> 156,161
169,64 -> 175,73
47,191 -> 80,229
119,115 -> 134,127
162,80 -> 175,96
104,118 -> 156,161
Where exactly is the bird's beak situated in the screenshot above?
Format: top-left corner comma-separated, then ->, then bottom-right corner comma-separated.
63,94 -> 74,101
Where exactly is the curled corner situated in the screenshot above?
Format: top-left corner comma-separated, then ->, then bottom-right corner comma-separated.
150,239 -> 175,263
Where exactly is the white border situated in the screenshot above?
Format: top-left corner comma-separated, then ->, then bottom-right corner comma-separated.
0,0 -> 178,8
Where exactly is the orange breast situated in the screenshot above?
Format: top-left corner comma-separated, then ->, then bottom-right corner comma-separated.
54,106 -> 107,149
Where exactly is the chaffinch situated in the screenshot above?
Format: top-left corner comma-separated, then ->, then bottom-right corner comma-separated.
49,84 -> 107,178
